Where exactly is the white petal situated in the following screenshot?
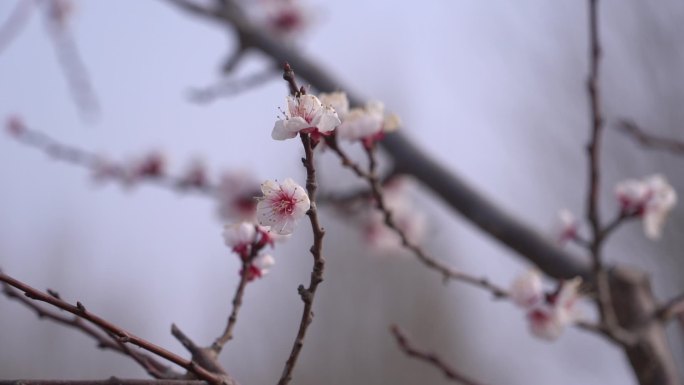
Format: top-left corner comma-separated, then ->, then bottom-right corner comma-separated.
318,92 -> 349,117
272,119 -> 299,140
312,106 -> 341,133
222,222 -> 256,248
510,270 -> 544,309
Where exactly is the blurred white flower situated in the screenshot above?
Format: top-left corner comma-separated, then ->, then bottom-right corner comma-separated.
526,278 -> 582,341
365,178 -> 426,253
216,171 -> 260,222
272,94 -> 341,140
223,222 -> 257,256
510,270 -> 543,309
337,101 -> 385,142
615,174 -> 677,240
254,253 -> 275,276
318,92 -> 350,117
256,178 -> 310,235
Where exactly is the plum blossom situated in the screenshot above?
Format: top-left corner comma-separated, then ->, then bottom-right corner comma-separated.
510,272 -> 582,341
178,159 -> 207,189
615,174 -> 677,240
510,270 -> 544,308
223,222 -> 278,281
272,94 -> 340,141
318,92 -> 400,146
256,178 -> 310,235
365,178 -> 426,253
216,171 -> 261,222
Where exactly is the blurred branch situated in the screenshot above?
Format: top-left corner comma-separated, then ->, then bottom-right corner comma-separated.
617,120 -> 684,155
188,68 -> 277,104
5,121 -> 219,196
390,325 -> 488,385
159,0 -> 591,282
325,135 -> 508,297
0,0 -> 33,55
1,283 -> 182,380
0,271 -> 226,385
656,292 -> 684,322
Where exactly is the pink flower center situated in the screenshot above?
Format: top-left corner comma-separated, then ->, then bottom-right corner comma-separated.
271,191 -> 297,217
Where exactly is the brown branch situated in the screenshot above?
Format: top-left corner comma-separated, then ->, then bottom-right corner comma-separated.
0,381 -> 205,385
656,292 -> 684,322
276,132 -> 326,385
1,283 -> 180,380
325,136 -> 507,298
617,120 -> 684,155
211,257 -> 253,355
0,271 -> 225,385
390,325 -> 488,385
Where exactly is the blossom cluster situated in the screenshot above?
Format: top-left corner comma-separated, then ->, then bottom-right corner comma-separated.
615,174 -> 677,240
510,270 -> 582,340
222,223 -> 277,281
272,91 -> 399,146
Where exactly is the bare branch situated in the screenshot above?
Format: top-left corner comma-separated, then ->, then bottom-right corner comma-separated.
189,69 -> 277,104
0,0 -> 33,55
0,271 -> 225,385
617,120 -> 684,155
325,136 -> 507,298
0,381 -> 205,385
390,325 -> 489,385
656,292 -> 684,322
1,283 -> 181,380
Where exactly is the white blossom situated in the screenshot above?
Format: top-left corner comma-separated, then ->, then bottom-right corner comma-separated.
254,253 -> 275,276
318,92 -> 349,117
615,174 -> 677,240
272,94 -> 341,140
527,278 -> 582,341
222,222 -> 257,250
510,270 -> 543,309
256,178 -> 310,235
555,208 -> 578,244
337,101 -> 385,142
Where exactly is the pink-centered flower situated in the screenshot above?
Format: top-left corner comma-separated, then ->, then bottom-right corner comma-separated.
272,94 -> 341,140
256,178 -> 310,235
526,278 -> 582,341
615,174 -> 677,240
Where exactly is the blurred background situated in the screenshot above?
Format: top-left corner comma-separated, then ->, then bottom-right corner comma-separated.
1,1 -> 683,384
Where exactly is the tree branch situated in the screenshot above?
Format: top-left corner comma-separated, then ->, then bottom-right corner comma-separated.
390,325 -> 489,385
617,120 -> 684,155
0,271 -> 226,385
159,0 -> 591,281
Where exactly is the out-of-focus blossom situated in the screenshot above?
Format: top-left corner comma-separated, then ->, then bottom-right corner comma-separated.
615,174 -> 677,240
223,222 -> 257,258
318,92 -> 349,117
216,171 -> 260,222
262,0 -> 311,42
555,209 -> 578,245
272,94 -> 340,141
45,0 -> 74,28
178,159 -> 207,189
511,275 -> 582,341
256,178 -> 310,235
5,115 -> 25,137
510,270 -> 543,309
365,178 -> 426,253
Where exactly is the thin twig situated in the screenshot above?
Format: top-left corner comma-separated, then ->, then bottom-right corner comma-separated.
189,69 -> 277,104
617,120 -> 684,155
1,283 -> 180,380
211,260 -> 253,354
276,134 -> 326,385
0,381 -> 205,385
0,271 -> 225,385
325,136 -> 507,297
7,122 -> 219,196
390,325 -> 488,385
